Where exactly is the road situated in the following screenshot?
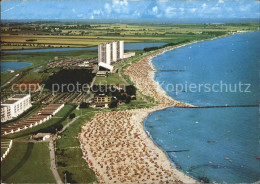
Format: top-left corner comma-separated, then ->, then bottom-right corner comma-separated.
49,116 -> 81,183
58,116 -> 80,134
49,136 -> 63,184
1,73 -> 20,89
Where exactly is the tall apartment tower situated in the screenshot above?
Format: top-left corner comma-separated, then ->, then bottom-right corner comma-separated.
117,41 -> 124,59
98,40 -> 124,72
111,41 -> 117,63
98,43 -> 111,65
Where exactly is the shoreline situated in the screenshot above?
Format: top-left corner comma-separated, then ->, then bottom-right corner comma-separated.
78,33 -> 241,183
79,107 -> 198,183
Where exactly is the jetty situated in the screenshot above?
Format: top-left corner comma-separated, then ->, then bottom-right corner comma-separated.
182,104 -> 259,109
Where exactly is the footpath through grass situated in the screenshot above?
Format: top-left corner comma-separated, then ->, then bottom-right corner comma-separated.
1,141 -> 55,183
56,108 -> 99,183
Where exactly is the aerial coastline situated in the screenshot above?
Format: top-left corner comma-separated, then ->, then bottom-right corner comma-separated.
1,5 -> 259,182
78,41 -> 205,183
78,32 -> 252,183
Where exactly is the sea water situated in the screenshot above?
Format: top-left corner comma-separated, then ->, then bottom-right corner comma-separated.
144,32 -> 259,183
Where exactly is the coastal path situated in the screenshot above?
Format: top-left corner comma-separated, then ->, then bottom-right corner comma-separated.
49,136 -> 63,184
49,116 -> 80,183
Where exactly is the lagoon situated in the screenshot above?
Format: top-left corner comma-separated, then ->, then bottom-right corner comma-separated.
1,61 -> 32,72
2,42 -> 166,53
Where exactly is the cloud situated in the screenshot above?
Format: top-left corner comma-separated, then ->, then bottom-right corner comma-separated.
104,3 -> 111,14
113,0 -> 128,6
133,10 -> 140,17
77,14 -> 84,18
218,0 -> 224,3
166,7 -> 176,14
90,15 -> 94,19
179,8 -> 184,12
239,4 -> 251,12
165,7 -> 176,17
202,3 -> 207,9
112,0 -> 129,13
121,0 -> 128,6
93,10 -> 101,15
190,8 -> 197,13
72,8 -> 76,13
152,6 -> 158,14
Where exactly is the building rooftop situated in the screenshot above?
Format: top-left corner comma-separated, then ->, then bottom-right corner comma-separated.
97,71 -> 107,74
2,100 -> 19,104
11,94 -> 29,99
33,133 -> 51,139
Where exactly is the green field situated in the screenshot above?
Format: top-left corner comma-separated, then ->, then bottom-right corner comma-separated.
2,23 -> 259,50
56,108 -> 99,183
95,73 -> 126,85
1,141 -> 55,183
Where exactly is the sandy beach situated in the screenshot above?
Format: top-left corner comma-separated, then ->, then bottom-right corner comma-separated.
79,108 -> 197,183
78,43 -> 201,183
125,45 -> 196,107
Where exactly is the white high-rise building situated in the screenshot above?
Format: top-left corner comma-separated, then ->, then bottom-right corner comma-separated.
117,41 -> 124,59
98,40 -> 125,72
111,41 -> 117,62
1,94 -> 32,121
98,43 -> 111,65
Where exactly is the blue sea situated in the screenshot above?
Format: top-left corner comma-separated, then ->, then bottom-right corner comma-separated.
1,62 -> 32,73
144,32 -> 259,183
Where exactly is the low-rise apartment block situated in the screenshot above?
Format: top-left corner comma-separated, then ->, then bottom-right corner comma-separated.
1,105 -> 11,123
1,94 -> 32,122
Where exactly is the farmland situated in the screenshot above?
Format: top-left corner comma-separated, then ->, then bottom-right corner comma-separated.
1,22 -> 259,50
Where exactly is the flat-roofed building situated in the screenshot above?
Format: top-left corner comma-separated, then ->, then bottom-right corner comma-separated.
1,94 -> 31,120
123,52 -> 136,59
1,105 -> 11,123
91,95 -> 112,108
96,71 -> 108,77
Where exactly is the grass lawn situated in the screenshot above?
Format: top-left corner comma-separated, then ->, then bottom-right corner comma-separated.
56,108 -> 99,183
115,99 -> 155,110
94,73 -> 126,85
1,141 -> 55,183
4,105 -> 76,139
2,50 -> 98,65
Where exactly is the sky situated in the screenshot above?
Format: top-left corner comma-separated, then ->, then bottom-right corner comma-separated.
1,0 -> 259,20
